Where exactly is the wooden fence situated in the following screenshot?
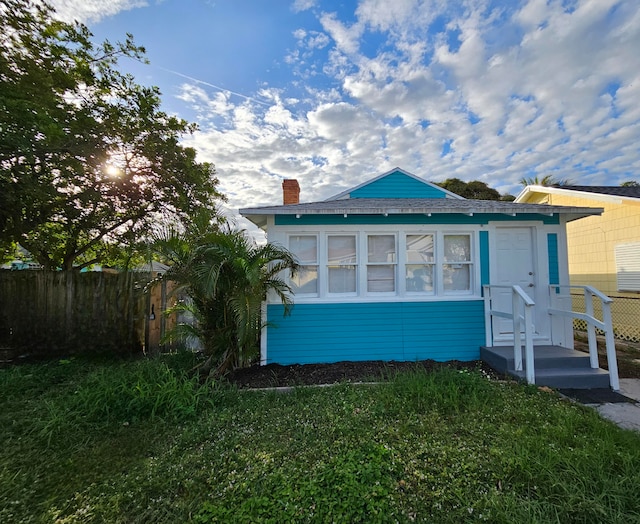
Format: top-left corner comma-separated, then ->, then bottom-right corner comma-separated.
0,270 -> 151,358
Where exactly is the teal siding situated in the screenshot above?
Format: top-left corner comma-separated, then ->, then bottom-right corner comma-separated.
275,213 -> 560,226
479,230 -> 490,286
349,171 -> 448,199
266,301 -> 485,364
547,233 -> 559,285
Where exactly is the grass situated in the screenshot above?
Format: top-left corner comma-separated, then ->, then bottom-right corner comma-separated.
1,356 -> 640,522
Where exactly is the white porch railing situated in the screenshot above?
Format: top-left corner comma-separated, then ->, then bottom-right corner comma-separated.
483,285 -> 536,385
548,285 -> 619,391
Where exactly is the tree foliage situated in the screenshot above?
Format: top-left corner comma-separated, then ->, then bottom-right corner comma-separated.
151,217 -> 298,376
621,181 -> 639,187
436,178 -> 513,201
0,0 -> 222,270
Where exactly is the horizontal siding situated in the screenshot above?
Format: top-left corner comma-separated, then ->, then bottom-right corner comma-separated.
349,172 -> 448,199
266,301 -> 485,365
275,213 -> 560,226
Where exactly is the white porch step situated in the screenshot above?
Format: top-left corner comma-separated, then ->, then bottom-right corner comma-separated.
481,345 -> 612,389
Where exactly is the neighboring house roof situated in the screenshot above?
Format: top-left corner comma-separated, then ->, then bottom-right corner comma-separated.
327,167 -> 464,200
516,184 -> 640,204
240,197 -> 602,228
138,261 -> 170,273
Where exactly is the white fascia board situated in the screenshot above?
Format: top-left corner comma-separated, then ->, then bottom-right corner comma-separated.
515,185 -> 630,205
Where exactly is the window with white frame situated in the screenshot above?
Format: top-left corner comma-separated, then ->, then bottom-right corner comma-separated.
405,234 -> 435,293
283,230 -> 476,299
288,235 -> 318,295
327,235 -> 357,294
367,234 -> 396,292
442,234 -> 472,293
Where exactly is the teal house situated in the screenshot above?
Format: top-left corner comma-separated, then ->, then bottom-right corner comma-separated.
240,168 -> 602,369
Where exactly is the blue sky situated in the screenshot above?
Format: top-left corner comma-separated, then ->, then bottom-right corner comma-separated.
50,0 -> 640,232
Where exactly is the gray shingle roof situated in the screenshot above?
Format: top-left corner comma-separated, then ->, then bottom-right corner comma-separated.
560,185 -> 640,199
240,198 -> 602,228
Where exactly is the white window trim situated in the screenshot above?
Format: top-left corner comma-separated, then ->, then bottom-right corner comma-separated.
402,232 -> 436,296
441,232 -> 474,296
287,233 -> 319,298
325,233 -> 359,297
365,233 -> 397,296
282,226 -> 481,303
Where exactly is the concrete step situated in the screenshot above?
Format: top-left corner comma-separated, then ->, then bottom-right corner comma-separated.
481,345 -> 611,390
481,345 -> 593,371
510,367 -> 611,389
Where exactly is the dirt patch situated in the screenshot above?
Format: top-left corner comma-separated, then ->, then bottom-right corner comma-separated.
224,359 -> 500,389
573,332 -> 640,379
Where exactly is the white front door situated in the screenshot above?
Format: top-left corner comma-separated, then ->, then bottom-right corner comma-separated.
491,227 -> 547,342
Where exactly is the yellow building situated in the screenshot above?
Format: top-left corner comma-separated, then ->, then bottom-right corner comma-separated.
516,185 -> 640,341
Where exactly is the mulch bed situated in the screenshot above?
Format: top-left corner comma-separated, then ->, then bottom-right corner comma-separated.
224,359 -> 498,389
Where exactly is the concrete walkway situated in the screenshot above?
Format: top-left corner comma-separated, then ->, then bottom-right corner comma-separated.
590,379 -> 640,432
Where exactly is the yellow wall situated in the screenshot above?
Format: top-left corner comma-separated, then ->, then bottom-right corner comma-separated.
525,191 -> 640,298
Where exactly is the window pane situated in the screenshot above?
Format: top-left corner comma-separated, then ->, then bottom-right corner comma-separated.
328,266 -> 356,293
406,264 -> 434,292
406,235 -> 434,263
291,266 -> 318,294
444,235 -> 471,262
368,235 -> 396,263
289,235 -> 317,264
328,236 -> 356,264
367,265 -> 395,292
443,264 -> 470,291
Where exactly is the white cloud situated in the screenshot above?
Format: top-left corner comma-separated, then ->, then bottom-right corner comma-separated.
319,12 -> 364,56
292,0 -> 318,13
49,0 -> 147,23
174,0 -> 640,226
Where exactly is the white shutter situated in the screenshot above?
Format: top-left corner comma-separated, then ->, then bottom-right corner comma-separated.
615,242 -> 640,292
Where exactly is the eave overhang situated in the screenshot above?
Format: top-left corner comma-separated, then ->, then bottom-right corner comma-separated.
239,198 -> 603,229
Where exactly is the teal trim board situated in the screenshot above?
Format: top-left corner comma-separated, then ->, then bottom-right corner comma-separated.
275,213 -> 560,226
547,233 -> 559,285
266,301 -> 486,365
350,171 -> 448,199
479,230 -> 490,286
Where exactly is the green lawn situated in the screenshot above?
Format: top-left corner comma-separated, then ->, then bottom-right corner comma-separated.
1,355 -> 640,523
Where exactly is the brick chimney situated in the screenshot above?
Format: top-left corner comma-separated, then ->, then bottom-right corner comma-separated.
282,179 -> 300,205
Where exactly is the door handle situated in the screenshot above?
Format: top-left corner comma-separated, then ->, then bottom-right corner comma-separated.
528,283 -> 534,287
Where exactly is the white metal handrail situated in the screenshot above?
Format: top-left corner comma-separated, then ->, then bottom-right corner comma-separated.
483,285 -> 536,384
548,285 -> 619,390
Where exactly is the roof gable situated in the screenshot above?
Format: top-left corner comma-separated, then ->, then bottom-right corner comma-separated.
327,168 -> 463,200
516,184 -> 640,204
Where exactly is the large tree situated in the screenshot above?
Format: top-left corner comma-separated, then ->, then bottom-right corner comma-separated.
0,0 -> 222,270
436,178 -> 514,201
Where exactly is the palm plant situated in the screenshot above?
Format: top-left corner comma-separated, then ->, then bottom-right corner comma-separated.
519,175 -> 571,187
151,221 -> 298,377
